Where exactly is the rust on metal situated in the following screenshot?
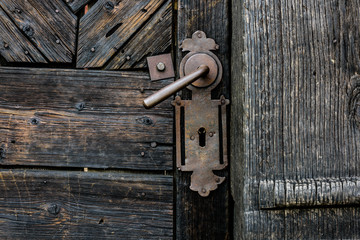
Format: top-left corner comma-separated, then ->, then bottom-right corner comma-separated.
147,53 -> 175,81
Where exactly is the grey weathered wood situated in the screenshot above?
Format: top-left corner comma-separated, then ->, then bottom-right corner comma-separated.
64,0 -> 92,13
0,169 -> 173,239
260,177 -> 360,209
0,8 -> 46,63
104,0 -> 172,70
0,67 -> 173,170
176,0 -> 230,239
76,0 -> 167,68
0,0 -> 77,63
231,0 -> 360,239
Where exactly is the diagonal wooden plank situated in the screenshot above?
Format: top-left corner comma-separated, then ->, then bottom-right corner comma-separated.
0,7 -> 46,63
0,0 -> 77,63
0,170 -> 173,239
77,0 -> 167,68
64,0 -> 92,13
104,0 -> 172,70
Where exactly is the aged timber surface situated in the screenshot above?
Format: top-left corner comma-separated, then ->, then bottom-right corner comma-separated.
0,67 -> 173,170
0,169 -> 173,239
176,0 -> 231,239
231,0 -> 360,239
0,0 -> 77,63
77,0 -> 169,68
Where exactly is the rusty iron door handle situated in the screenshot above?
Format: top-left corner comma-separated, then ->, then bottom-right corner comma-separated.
143,65 -> 210,108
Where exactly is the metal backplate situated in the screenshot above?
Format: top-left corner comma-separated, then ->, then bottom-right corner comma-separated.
147,53 -> 175,81
172,30 -> 229,197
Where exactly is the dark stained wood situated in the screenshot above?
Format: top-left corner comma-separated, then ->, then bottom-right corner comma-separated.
65,0 -> 92,13
176,1 -> 230,239
104,0 -> 172,70
0,67 -> 173,170
0,169 -> 173,239
76,0 -> 168,68
0,0 -> 77,63
231,0 -> 360,239
0,8 -> 46,63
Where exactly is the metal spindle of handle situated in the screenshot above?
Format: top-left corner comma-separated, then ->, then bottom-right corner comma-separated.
143,65 -> 210,109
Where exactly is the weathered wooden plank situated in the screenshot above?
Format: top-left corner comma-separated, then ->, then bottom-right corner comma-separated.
0,0 -> 77,63
0,67 -> 173,170
232,0 -> 360,239
64,0 -> 92,13
77,0 -> 167,68
0,169 -> 173,239
176,0 -> 230,239
0,8 -> 46,63
104,0 -> 172,70
260,177 -> 360,209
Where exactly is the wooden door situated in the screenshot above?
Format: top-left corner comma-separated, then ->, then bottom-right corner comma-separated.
0,0 -> 231,239
231,0 -> 360,239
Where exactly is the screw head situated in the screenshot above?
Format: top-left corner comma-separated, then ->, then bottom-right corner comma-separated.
221,99 -> 226,105
56,39 -> 60,44
91,47 -> 95,52
190,135 -> 195,140
126,56 -> 131,61
201,188 -> 206,193
151,142 -> 157,148
140,152 -> 145,157
156,62 -> 166,71
197,33 -> 202,38
55,9 -> 59,13
24,50 -> 29,55
209,132 -> 214,137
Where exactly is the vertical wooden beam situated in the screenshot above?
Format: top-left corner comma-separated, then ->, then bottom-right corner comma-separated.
176,0 -> 230,239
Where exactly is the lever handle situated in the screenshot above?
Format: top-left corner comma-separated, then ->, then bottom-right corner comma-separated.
143,65 -> 209,109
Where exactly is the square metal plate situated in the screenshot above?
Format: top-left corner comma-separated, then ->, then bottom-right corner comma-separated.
147,53 -> 175,81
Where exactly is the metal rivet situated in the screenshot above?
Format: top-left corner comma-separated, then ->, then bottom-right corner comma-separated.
141,192 -> 146,196
151,142 -> 157,148
24,50 -> 29,55
4,43 -> 9,49
201,188 -> 206,193
91,47 -> 95,52
221,99 -> 226,105
140,152 -> 145,157
190,136 -> 195,140
47,203 -> 61,215
126,56 -> 131,61
16,8 -> 21,14
156,62 -> 166,72
55,9 -> 59,13
209,132 -> 214,137
43,180 -> 47,184
56,39 -> 60,44
197,33 -> 202,38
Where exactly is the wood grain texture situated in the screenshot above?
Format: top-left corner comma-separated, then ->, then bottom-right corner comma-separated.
0,169 -> 173,239
232,0 -> 360,239
260,177 -> 360,209
176,0 -> 230,239
0,7 -> 46,63
0,67 -> 173,170
76,0 -> 168,68
65,0 -> 92,13
104,0 -> 172,70
0,0 -> 77,63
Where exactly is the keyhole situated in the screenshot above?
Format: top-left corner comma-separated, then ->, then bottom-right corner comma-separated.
198,127 -> 206,147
